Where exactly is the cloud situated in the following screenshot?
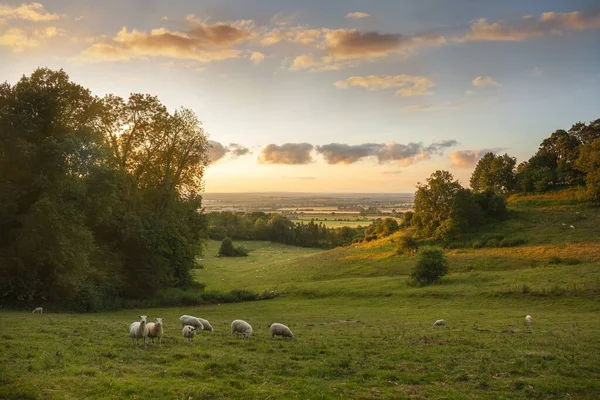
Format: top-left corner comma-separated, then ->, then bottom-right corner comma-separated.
228,143 -> 251,157
345,12 -> 371,20
271,12 -> 298,27
77,18 -> 254,63
288,54 -> 353,71
461,10 -> 600,42
316,140 -> 457,165
209,141 -> 251,163
324,29 -> 446,60
259,143 -> 314,165
334,74 -> 435,96
448,148 -> 505,167
0,26 -> 64,51
250,51 -> 265,64
0,2 -> 59,22
472,76 -> 500,87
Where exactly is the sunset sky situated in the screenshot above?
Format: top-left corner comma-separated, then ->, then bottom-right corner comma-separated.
1,0 -> 599,192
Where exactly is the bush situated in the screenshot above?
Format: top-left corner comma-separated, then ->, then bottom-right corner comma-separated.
218,237 -> 249,257
472,240 -> 485,249
396,234 -> 418,255
499,238 -> 527,247
486,238 -> 501,248
410,248 -> 449,286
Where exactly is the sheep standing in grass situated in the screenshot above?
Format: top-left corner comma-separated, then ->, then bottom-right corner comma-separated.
179,315 -> 205,332
182,325 -> 196,342
147,318 -> 164,346
269,323 -> 294,339
231,319 -> 253,339
525,315 -> 533,325
32,307 -> 43,314
432,319 -> 446,328
129,315 -> 149,349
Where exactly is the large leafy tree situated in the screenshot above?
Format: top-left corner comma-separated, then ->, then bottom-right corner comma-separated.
470,153 -> 516,193
576,138 -> 600,203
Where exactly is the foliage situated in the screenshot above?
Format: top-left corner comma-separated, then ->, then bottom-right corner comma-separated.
575,138 -> 600,203
0,69 -> 209,310
396,234 -> 418,255
410,248 -> 449,285
218,237 -> 249,257
470,152 -> 517,193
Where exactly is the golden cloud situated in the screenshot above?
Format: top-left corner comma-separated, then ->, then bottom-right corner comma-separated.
250,51 -> 265,64
345,12 -> 370,20
0,2 -> 59,22
333,74 -> 435,96
448,148 -> 504,167
77,20 -> 254,63
0,26 -> 63,51
462,10 -> 600,42
259,143 -> 314,165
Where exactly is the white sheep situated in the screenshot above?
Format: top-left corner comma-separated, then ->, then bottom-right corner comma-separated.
269,323 -> 294,339
525,315 -> 533,325
196,317 -> 214,332
129,315 -> 149,349
147,317 -> 164,346
432,319 -> 446,328
182,325 -> 196,342
32,307 -> 43,314
179,315 -> 206,332
231,319 -> 253,339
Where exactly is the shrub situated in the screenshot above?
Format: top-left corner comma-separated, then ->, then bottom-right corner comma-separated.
486,238 -> 501,248
410,248 -> 449,286
396,234 -> 418,255
549,256 -> 562,264
218,237 -> 249,257
472,240 -> 485,249
499,238 -> 527,247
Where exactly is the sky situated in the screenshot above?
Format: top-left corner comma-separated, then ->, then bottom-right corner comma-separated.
1,0 -> 599,193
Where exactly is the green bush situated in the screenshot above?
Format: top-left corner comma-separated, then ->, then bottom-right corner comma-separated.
486,238 -> 501,248
472,240 -> 485,249
499,238 -> 527,247
218,237 -> 249,257
396,234 -> 418,255
410,248 -> 449,286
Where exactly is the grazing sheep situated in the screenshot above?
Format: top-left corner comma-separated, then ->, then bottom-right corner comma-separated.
182,325 -> 196,342
147,318 -> 164,346
269,323 -> 294,339
525,315 -> 533,325
231,319 -> 253,339
196,317 -> 214,332
32,307 -> 43,314
129,315 -> 149,349
432,319 -> 446,328
179,315 -> 205,332
570,225 -> 575,229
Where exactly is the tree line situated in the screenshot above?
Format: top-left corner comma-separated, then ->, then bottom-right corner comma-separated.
410,117 -> 599,241
207,211 -> 403,249
0,69 -> 210,311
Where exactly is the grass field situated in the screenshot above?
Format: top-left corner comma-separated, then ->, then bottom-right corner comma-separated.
1,190 -> 600,399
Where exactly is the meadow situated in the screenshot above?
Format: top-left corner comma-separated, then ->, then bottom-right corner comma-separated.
1,191 -> 600,399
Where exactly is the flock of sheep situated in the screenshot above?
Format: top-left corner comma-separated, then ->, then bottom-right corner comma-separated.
127,314 -> 294,349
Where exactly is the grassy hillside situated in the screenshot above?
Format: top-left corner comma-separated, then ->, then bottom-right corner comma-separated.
1,190 -> 599,399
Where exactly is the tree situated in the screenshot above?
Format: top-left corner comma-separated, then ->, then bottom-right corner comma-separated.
575,138 -> 600,203
218,237 -> 248,257
396,234 -> 418,255
253,217 -> 268,240
470,153 -> 516,193
410,248 -> 448,285
412,170 -> 462,238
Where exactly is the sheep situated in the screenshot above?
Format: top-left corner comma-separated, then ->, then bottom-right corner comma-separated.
179,315 -> 206,332
525,315 -> 533,325
432,319 -> 446,328
182,325 -> 196,342
129,315 -> 149,349
269,323 -> 294,339
570,225 -> 575,229
196,317 -> 214,332
231,319 -> 253,339
32,307 -> 43,314
147,318 -> 164,346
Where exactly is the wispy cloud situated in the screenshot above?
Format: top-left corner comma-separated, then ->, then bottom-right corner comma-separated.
316,140 -> 457,165
460,10 -> 600,42
0,26 -> 64,51
259,143 -> 314,165
345,12 -> 370,20
448,148 -> 505,167
0,2 -> 60,22
472,76 -> 500,87
334,74 -> 435,96
77,17 -> 255,63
